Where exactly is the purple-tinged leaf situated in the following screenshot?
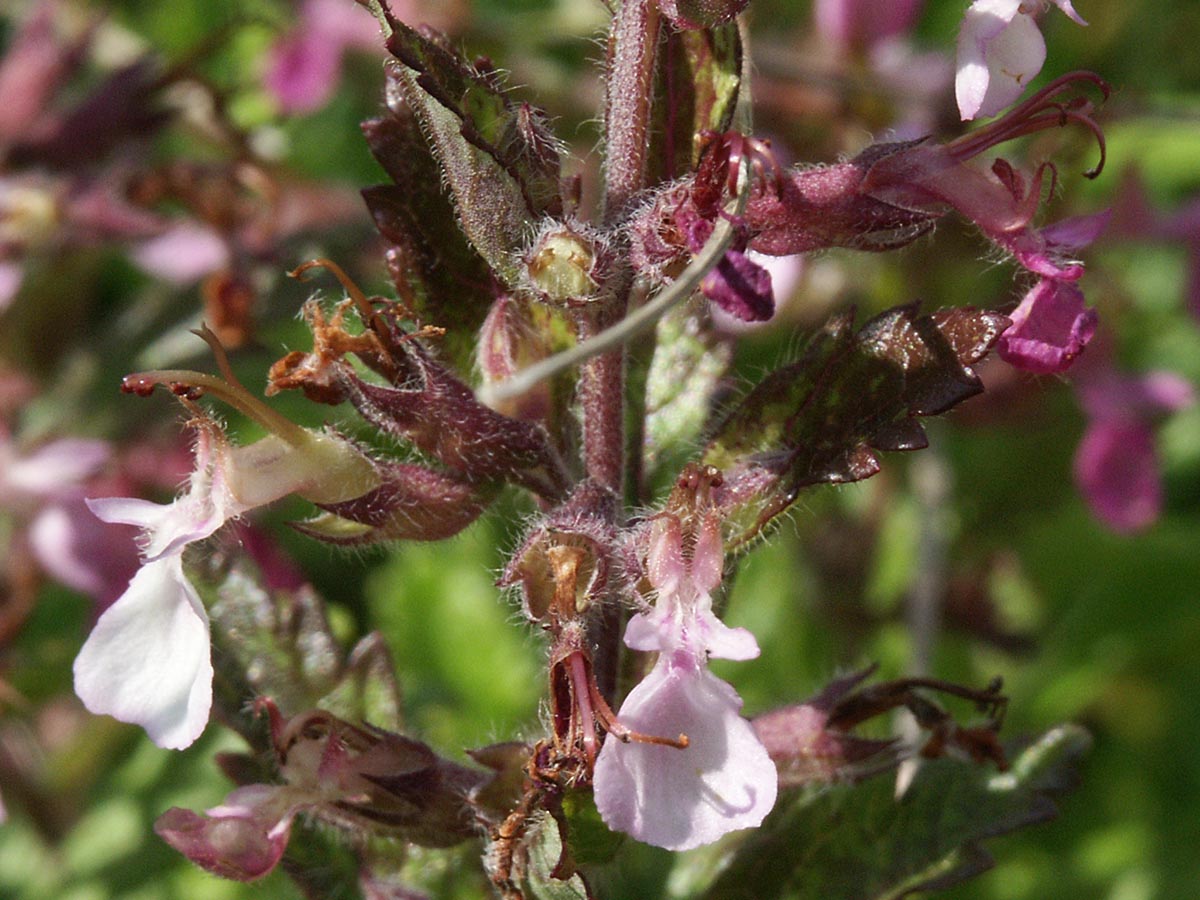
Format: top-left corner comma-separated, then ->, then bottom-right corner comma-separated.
361,83 -> 496,368
648,24 -> 743,183
703,305 -> 1008,550
378,16 -> 563,283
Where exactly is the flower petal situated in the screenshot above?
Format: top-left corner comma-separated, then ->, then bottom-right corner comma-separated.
957,0 -> 1045,120
155,786 -> 296,882
701,250 -> 775,323
593,653 -> 777,851
997,278 -> 1097,373
73,554 -> 213,749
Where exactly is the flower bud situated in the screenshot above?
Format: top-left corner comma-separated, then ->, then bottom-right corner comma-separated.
477,294 -> 554,422
295,461 -> 494,545
526,226 -> 598,302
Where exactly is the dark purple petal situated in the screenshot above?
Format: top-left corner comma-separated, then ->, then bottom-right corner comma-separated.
701,250 -> 775,322
997,279 -> 1097,373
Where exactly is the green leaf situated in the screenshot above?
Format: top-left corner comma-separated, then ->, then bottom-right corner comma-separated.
703,305 -> 1008,551
205,559 -> 404,732
644,304 -> 732,480
517,811 -> 595,900
381,17 -> 563,283
562,788 -> 626,867
699,725 -> 1091,900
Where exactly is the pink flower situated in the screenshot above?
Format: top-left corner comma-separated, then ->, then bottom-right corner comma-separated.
156,703 -> 482,879
997,278 -> 1097,373
815,0 -> 925,52
264,0 -> 381,114
131,222 -> 230,286
74,362 -> 379,749
956,0 -> 1087,121
1073,368 -> 1194,532
593,507 -> 776,850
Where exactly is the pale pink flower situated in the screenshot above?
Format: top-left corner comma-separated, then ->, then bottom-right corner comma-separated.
156,702 -> 482,879
74,371 -> 379,749
131,222 -> 230,286
956,0 -> 1087,121
593,510 -> 776,850
156,784 -> 302,880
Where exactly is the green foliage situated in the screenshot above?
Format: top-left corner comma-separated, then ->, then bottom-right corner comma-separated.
702,726 -> 1091,900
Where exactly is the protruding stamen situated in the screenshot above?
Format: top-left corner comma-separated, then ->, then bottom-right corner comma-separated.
949,70 -> 1110,178
586,664 -> 689,750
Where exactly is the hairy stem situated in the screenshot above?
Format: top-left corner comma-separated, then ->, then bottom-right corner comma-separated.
603,0 -> 662,225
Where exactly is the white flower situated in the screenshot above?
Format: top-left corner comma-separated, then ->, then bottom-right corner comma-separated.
956,0 -> 1087,121
73,374 -> 378,749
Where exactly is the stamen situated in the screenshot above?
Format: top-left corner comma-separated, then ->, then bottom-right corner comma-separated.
586,666 -> 689,750
948,70 -> 1109,178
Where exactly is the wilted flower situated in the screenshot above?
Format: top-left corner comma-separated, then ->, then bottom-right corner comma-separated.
74,339 -> 379,749
593,471 -> 777,851
956,0 -> 1087,121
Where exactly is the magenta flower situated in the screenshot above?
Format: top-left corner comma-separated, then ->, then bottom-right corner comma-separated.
997,278 -> 1097,373
1073,368 -> 1194,532
956,0 -> 1087,121
74,362 -> 379,749
593,509 -> 776,850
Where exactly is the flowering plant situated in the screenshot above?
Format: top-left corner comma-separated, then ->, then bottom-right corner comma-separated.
1,1 -> 1198,899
